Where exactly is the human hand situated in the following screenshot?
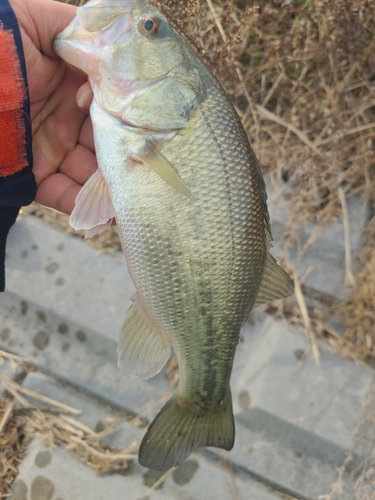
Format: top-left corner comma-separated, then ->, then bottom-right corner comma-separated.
10,0 -> 95,215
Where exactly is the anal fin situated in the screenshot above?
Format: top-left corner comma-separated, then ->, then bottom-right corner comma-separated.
117,296 -> 171,380
254,252 -> 293,308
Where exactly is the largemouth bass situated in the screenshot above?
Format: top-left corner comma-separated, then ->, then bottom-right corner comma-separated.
54,0 -> 293,471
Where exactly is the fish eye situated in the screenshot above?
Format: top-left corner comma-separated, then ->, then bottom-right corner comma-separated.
140,16 -> 160,35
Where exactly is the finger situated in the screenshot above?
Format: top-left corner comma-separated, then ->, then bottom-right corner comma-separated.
59,144 -> 97,186
33,66 -> 87,185
77,82 -> 93,115
35,172 -> 82,215
12,0 -> 77,57
79,116 -> 95,153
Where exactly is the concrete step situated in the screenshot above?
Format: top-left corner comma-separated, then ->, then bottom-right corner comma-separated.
9,372 -> 284,500
265,177 -> 369,301
1,210 -> 373,500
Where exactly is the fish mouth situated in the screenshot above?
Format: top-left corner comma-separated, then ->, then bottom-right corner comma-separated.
54,0 -> 137,74
53,18 -> 98,73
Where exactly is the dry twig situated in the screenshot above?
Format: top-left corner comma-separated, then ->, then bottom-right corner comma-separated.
144,467 -> 177,496
2,378 -> 81,415
338,187 -> 356,287
293,272 -> 320,365
0,399 -> 15,434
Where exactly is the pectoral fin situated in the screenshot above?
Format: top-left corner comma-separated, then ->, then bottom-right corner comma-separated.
118,296 -> 171,380
132,145 -> 191,198
69,169 -> 116,238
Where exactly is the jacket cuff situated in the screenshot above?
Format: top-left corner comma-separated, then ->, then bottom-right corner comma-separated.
0,0 -> 36,291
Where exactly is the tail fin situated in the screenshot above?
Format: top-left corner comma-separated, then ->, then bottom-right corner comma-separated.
139,393 -> 234,470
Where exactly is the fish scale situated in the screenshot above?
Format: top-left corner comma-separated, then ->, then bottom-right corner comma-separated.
54,0 -> 293,470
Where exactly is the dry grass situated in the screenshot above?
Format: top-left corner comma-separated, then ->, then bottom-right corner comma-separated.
0,399 -> 26,498
149,0 -> 375,223
330,218 -> 375,364
0,368 -> 139,498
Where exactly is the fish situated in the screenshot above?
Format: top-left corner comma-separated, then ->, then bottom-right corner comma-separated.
54,0 -> 293,471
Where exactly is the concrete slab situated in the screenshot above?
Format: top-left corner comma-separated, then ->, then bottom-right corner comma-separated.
216,311 -> 373,499
231,311 -> 374,450
5,215 -> 135,342
0,358 -> 21,396
5,319 -> 370,499
2,211 -> 374,500
0,290 -> 170,417
10,287 -> 368,458
205,415 -> 358,500
9,440 -> 283,500
9,372 -> 283,500
266,177 -> 369,300
22,371 -> 143,451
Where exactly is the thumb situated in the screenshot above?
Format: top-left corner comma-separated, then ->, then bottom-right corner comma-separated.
10,0 -> 77,58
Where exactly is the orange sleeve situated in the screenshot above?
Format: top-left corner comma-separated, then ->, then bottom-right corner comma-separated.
0,26 -> 28,177
0,0 -> 35,292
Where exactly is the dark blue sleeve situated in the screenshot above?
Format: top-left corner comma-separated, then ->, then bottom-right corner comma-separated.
0,0 -> 36,291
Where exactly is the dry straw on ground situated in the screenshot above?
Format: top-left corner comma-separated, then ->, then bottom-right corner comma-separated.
0,359 -> 139,497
